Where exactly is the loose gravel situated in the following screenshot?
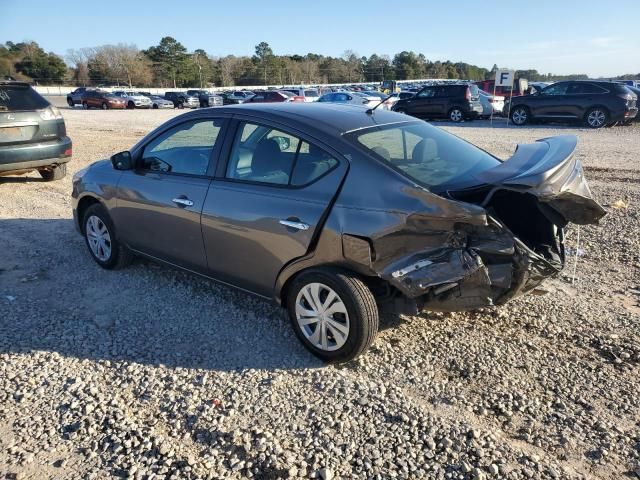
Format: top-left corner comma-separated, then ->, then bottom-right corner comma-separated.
1,103 -> 639,480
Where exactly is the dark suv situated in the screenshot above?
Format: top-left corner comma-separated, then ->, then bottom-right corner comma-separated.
391,84 -> 483,122
186,90 -> 223,108
0,81 -> 72,180
507,81 -> 638,128
164,92 -> 199,109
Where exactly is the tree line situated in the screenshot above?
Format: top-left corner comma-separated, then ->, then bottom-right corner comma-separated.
1,38 -> 637,87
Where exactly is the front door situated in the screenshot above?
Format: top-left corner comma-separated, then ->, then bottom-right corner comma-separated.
534,82 -> 571,118
201,119 -> 347,297
113,117 -> 227,272
407,87 -> 436,117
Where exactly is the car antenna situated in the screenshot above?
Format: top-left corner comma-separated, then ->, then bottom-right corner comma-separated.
366,93 -> 395,115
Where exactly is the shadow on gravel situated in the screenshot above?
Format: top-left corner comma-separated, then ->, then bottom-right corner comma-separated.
0,218 -> 324,372
0,176 -> 47,184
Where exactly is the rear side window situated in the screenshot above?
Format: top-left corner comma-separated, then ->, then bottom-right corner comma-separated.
141,119 -> 223,176
0,85 -> 49,112
226,122 -> 338,186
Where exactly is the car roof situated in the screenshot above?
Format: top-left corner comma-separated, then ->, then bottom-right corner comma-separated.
184,102 -> 412,135
0,80 -> 32,87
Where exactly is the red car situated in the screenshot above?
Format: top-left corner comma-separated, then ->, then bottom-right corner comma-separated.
244,90 -> 304,103
475,79 -> 529,98
81,91 -> 127,110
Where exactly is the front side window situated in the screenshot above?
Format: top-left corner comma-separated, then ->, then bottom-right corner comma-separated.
542,83 -> 569,96
346,121 -> 501,189
141,119 -> 223,176
226,122 -> 338,186
416,88 -> 435,98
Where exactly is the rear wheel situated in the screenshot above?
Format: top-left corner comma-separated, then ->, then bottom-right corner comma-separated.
177,102 -> 184,109
585,107 -> 608,128
153,104 -> 158,109
448,107 -> 463,122
82,101 -> 89,109
67,97 -> 74,107
101,102 -> 108,110
82,203 -> 133,270
510,106 -> 529,126
287,268 -> 379,362
38,163 -> 67,181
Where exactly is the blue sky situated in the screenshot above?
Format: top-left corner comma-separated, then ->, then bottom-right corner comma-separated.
2,0 -> 639,77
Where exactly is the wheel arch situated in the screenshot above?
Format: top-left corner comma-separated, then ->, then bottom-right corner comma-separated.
76,195 -> 104,233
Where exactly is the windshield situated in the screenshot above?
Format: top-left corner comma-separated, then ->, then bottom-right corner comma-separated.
304,89 -> 318,97
346,121 -> 501,189
0,84 -> 49,112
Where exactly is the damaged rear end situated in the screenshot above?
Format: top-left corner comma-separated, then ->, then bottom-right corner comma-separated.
373,135 -> 605,312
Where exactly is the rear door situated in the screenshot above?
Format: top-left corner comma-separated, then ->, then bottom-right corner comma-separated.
201,117 -> 348,297
566,82 -> 608,118
114,116 -> 228,272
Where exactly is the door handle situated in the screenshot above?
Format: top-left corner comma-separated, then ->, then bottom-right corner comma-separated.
172,197 -> 194,207
279,219 -> 309,231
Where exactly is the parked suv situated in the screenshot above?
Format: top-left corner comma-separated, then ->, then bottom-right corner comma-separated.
392,84 -> 483,122
81,90 -> 127,110
186,90 -> 223,108
506,81 -> 638,128
164,92 -> 199,109
0,81 -> 72,180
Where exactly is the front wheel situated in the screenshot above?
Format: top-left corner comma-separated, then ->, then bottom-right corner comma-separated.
101,102 -> 108,110
510,106 -> 529,126
286,269 -> 379,362
585,107 -> 608,128
448,108 -> 463,122
67,98 -> 74,107
82,204 -> 133,270
82,101 -> 89,110
127,101 -> 135,109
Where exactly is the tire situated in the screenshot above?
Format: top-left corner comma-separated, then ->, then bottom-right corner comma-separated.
448,107 -> 464,122
153,104 -> 158,109
177,102 -> 184,109
82,101 -> 89,110
286,268 -> 379,362
38,163 -> 67,181
585,107 -> 608,129
101,102 -> 108,110
82,203 -> 133,270
67,97 -> 74,107
510,106 -> 529,126
127,101 -> 135,109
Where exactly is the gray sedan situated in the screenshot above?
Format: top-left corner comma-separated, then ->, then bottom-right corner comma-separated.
148,95 -> 175,109
71,103 -> 605,362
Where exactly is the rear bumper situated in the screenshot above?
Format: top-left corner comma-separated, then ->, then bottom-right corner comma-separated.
0,137 -> 72,173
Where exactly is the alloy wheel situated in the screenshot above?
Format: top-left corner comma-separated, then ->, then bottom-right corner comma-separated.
85,215 -> 112,262
295,282 -> 350,352
587,109 -> 606,128
512,108 -> 527,125
450,109 -> 463,122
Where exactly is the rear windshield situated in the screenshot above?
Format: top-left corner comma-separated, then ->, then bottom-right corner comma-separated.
345,121 -> 501,189
0,84 -> 49,112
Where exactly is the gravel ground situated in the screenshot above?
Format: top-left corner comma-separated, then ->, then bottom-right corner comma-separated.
1,103 -> 639,480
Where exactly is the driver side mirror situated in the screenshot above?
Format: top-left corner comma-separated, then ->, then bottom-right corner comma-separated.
111,151 -> 133,170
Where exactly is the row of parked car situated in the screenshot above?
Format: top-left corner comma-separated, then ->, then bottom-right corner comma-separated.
67,78 -> 639,129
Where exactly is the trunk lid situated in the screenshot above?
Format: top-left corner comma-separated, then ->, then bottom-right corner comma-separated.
471,135 -> 606,226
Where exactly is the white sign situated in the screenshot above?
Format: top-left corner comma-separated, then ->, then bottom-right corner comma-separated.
495,70 -> 515,87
